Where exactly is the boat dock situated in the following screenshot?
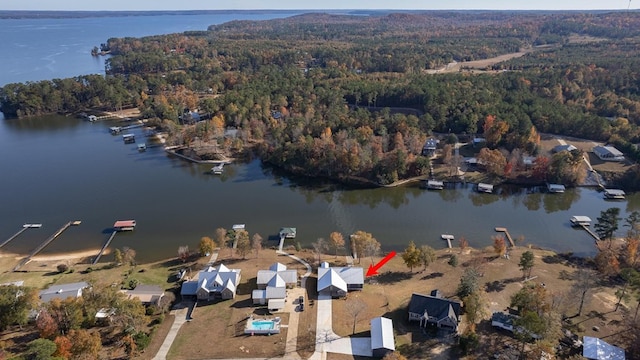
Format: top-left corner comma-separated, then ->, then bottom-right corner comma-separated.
13,221 -> 81,272
0,224 -> 42,249
92,231 -> 118,265
441,234 -> 454,248
495,227 -> 516,247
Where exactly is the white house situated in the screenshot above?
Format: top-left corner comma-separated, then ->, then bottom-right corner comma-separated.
181,264 -> 241,300
253,262 -> 298,306
317,262 -> 364,297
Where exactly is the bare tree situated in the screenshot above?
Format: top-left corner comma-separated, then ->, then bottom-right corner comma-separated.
252,233 -> 263,258
571,268 -> 596,317
312,238 -> 328,265
177,246 -> 189,262
215,227 -> 229,257
122,247 -> 136,267
345,296 -> 367,334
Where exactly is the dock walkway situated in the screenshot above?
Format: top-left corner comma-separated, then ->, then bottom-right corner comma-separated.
580,224 -> 601,242
495,227 -> 516,247
13,221 -> 80,272
0,224 -> 40,249
92,231 -> 117,265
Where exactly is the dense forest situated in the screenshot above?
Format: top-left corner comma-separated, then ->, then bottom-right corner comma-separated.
2,11 -> 640,186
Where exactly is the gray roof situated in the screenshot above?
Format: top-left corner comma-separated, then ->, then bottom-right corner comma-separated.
257,269 -> 297,286
181,263 -> 241,296
553,144 -> 577,153
318,265 -> 364,287
583,336 -> 625,360
371,317 -> 395,351
408,293 -> 461,322
593,145 -> 623,157
40,281 -> 90,302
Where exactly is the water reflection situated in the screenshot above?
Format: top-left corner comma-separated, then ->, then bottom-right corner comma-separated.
3,114 -> 82,132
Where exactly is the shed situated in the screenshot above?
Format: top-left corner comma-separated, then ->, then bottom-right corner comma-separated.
371,317 -> 395,357
552,144 -> 577,153
268,298 -> 286,312
583,336 -> 625,360
593,146 -> 624,161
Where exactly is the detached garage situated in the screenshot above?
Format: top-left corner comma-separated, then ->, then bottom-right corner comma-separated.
371,317 -> 395,357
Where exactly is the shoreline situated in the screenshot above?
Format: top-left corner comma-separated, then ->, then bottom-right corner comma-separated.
0,248 -> 105,262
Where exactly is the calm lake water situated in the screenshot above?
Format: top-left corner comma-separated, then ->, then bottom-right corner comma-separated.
1,13 -> 639,263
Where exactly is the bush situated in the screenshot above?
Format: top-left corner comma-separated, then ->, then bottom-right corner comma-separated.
133,331 -> 151,350
128,279 -> 139,290
458,331 -> 479,354
448,254 -> 458,267
295,242 -> 302,252
56,264 -> 69,273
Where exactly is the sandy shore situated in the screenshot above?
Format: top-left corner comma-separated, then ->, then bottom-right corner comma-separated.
0,248 -> 104,262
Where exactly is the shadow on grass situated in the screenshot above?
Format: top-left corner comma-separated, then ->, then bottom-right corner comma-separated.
485,280 -> 506,293
421,272 -> 444,280
375,271 -> 413,284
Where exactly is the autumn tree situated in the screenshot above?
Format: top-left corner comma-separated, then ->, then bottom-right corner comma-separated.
419,245 -> 436,272
235,229 -> 251,259
459,236 -> 469,253
519,251 -> 535,279
329,232 -> 345,257
36,308 -> 59,339
48,297 -> 84,335
53,335 -> 72,359
251,233 -> 263,258
477,147 -> 506,176
402,241 -> 421,272
198,236 -> 216,257
215,227 -> 228,247
351,230 -> 381,264
492,236 -> 507,258
68,329 -> 102,359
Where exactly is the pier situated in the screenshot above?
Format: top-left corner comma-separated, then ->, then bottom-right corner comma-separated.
580,224 -> 601,242
0,224 -> 42,249
278,234 -> 285,252
13,221 -> 81,272
92,231 -> 117,265
494,227 -> 516,247
441,234 -> 454,248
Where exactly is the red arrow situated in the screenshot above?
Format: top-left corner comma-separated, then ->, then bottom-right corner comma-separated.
366,251 -> 396,277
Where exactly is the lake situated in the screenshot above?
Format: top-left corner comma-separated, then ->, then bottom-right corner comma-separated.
1,13 -> 639,263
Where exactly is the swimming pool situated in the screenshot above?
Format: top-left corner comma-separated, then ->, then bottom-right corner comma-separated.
244,317 -> 281,334
250,321 -> 275,330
